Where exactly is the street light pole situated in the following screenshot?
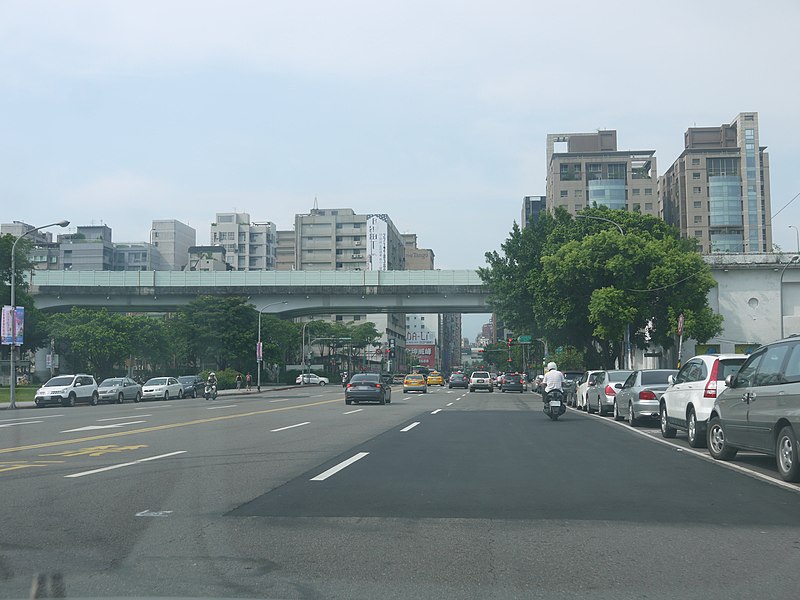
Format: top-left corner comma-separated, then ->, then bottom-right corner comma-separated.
8,220 -> 69,409
790,226 -> 800,255
256,300 -> 288,392
574,214 -> 631,368
780,255 -> 799,339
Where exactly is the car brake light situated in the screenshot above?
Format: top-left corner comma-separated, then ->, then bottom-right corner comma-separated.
639,390 -> 657,400
605,385 -> 616,396
704,359 -> 720,398
347,383 -> 353,388
376,383 -> 381,388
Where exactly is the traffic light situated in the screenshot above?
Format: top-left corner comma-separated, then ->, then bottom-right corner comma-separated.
507,337 -> 513,348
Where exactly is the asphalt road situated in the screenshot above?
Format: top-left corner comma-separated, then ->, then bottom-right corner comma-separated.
2,385 -> 800,599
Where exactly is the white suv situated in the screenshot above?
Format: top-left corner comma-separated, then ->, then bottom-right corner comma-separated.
469,371 -> 493,392
660,354 -> 747,447
35,374 -> 99,408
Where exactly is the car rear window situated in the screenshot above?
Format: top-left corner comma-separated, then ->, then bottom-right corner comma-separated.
640,370 -> 677,385
718,359 -> 746,380
506,375 -> 522,383
472,372 -> 489,378
351,374 -> 379,383
607,371 -> 633,382
406,375 -> 423,381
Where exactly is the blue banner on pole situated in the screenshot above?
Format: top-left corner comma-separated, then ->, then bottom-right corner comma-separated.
1,306 -> 24,346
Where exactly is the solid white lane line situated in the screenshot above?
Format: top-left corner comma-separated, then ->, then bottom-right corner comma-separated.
269,399 -> 290,403
65,451 -> 187,478
134,406 -> 167,409
207,405 -> 238,410
310,452 -> 369,481
0,414 -> 64,423
0,421 -> 43,428
575,409 -> 800,495
270,421 -> 310,432
446,402 -> 454,406
431,409 -> 442,414
60,420 -> 147,433
343,409 -> 363,415
97,415 -> 151,422
400,422 -> 420,432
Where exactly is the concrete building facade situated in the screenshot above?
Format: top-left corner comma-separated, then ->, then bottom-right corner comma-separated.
660,112 -> 772,254
275,230 -> 296,271
112,243 -> 166,271
150,220 -> 196,270
402,233 -> 435,270
521,195 -> 547,227
58,225 -> 115,271
546,131 -> 658,217
210,213 -> 277,271
188,245 -> 229,271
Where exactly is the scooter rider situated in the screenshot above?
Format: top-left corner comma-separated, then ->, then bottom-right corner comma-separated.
542,361 -> 564,400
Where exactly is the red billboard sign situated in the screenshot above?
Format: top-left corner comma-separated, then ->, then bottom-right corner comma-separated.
409,344 -> 436,368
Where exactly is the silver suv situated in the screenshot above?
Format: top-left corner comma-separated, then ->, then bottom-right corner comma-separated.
469,371 -> 493,393
35,374 -> 99,408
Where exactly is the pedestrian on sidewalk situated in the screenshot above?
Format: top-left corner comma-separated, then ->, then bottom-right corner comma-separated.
235,373 -> 243,390
246,372 -> 252,391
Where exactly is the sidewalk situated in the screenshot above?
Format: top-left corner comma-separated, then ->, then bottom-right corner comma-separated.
1,384 -> 304,410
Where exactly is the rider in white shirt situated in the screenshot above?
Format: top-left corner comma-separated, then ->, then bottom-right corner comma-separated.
542,362 -> 564,398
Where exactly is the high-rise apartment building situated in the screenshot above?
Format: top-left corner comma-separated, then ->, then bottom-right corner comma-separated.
150,220 -> 196,270
275,230 -> 296,271
402,233 -> 435,270
546,131 -> 658,217
660,112 -> 772,253
210,213 -> 277,271
521,195 -> 547,227
58,225 -> 115,271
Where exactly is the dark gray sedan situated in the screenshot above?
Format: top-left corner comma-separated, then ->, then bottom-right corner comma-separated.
613,369 -> 678,425
345,373 -> 391,405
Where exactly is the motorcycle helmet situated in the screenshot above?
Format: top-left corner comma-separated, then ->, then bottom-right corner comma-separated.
209,372 -> 216,378
547,362 -> 557,371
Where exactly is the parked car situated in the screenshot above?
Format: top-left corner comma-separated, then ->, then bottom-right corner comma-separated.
575,370 -> 603,410
500,373 -> 525,393
296,373 -> 330,385
660,354 -> 747,447
34,374 -> 99,408
563,371 -> 584,406
97,377 -> 142,404
469,371 -> 493,392
403,374 -> 428,393
532,375 -> 544,395
392,373 -> 406,384
141,376 -> 184,401
427,372 -> 445,386
178,375 -> 204,398
708,339 -> 800,481
448,373 -> 469,389
613,369 -> 678,425
586,370 -> 633,416
345,372 -> 391,405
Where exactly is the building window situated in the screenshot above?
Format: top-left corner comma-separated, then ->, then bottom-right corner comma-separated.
693,186 -> 702,193
336,262 -> 343,268
644,202 -> 653,210
353,315 -> 362,321
632,189 -> 640,196
692,158 -> 700,166
694,216 -> 703,224
575,204 -> 583,211
745,128 -> 755,139
692,172 -> 701,180
694,230 -> 703,238
574,189 -> 582,197
744,114 -> 754,121
694,201 -> 702,208
644,188 -> 653,196
560,190 -> 568,198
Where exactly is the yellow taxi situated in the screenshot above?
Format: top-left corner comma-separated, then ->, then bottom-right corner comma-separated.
426,371 -> 445,386
403,374 -> 428,393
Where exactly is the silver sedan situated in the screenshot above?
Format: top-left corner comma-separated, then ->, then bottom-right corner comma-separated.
97,377 -> 143,404
613,369 -> 678,425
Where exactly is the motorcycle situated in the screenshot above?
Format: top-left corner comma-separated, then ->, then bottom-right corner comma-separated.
204,382 -> 217,400
543,388 -> 566,421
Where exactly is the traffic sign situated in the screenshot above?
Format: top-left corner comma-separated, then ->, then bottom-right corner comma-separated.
517,335 -> 532,343
677,313 -> 685,336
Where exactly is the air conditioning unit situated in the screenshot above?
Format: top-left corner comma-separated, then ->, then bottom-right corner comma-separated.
352,254 -> 363,259
354,240 -> 361,246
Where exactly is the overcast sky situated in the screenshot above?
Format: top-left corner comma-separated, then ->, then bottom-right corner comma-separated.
2,0 -> 799,340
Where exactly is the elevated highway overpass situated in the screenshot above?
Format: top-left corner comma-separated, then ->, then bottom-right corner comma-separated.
29,269 -> 490,316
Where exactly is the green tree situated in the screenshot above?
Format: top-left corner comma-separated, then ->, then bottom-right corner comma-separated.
480,208 -> 723,368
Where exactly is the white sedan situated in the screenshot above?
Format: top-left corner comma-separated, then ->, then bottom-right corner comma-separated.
296,373 -> 330,386
141,377 -> 185,401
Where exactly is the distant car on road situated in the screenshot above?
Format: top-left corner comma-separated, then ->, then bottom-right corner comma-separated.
35,374 -> 99,408
448,373 -> 468,389
500,373 -> 525,393
427,372 -> 445,386
469,371 -> 493,393
403,374 -> 428,393
563,371 -> 584,406
345,373 -> 391,405
97,377 -> 142,404
141,377 -> 184,401
296,373 -> 330,385
178,375 -> 204,398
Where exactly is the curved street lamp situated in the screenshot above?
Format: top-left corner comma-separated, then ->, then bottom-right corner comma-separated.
574,214 -> 631,368
256,300 -> 288,391
8,220 -> 70,409
790,226 -> 799,255
780,255 -> 799,339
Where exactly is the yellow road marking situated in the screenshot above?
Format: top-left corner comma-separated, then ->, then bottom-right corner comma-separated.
0,398 -> 339,455
40,444 -> 148,458
0,460 -> 65,473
